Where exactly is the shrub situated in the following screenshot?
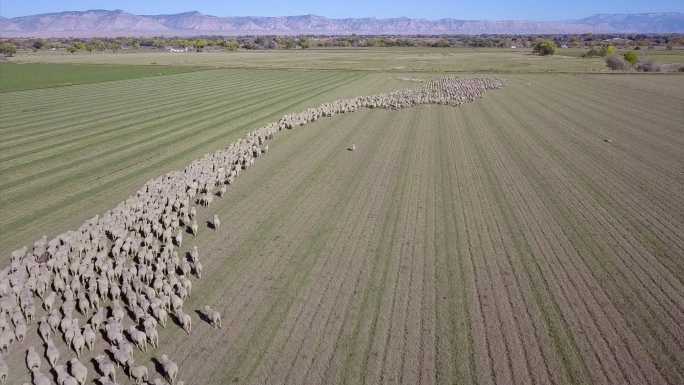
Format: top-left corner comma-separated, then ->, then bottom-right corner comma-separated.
623,51 -> 639,65
0,42 -> 16,57
533,40 -> 557,56
583,45 -> 615,57
605,55 -> 628,70
32,40 -> 45,50
636,59 -> 661,72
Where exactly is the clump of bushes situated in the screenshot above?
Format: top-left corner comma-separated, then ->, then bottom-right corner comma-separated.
583,45 -> 616,57
533,40 -> 557,56
0,42 -> 16,57
605,55 -> 628,70
623,51 -> 639,65
605,51 -> 662,72
636,59 -> 661,72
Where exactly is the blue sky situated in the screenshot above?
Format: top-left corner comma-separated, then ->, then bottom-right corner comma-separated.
2,0 -> 682,20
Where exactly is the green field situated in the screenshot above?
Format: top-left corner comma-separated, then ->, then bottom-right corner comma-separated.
1,49 -> 683,385
0,62 -> 204,91
11,48 -> 614,73
0,68 -> 416,256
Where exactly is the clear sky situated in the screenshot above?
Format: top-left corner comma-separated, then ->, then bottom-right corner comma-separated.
1,0 -> 682,20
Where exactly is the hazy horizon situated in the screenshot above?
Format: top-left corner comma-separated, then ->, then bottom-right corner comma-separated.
2,0 -> 683,21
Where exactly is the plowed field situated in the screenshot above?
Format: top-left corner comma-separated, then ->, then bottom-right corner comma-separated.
2,73 -> 683,384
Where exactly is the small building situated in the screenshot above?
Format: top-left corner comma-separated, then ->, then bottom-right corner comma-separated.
167,47 -> 189,53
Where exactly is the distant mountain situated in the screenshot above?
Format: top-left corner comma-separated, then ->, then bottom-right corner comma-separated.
1,10 -> 682,37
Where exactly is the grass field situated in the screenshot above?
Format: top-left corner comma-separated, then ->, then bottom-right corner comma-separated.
1,49 -> 683,385
0,68 -> 419,257
0,62 -> 205,92
11,48 -> 614,73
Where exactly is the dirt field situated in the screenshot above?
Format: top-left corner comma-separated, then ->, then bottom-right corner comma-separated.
4,73 -> 681,384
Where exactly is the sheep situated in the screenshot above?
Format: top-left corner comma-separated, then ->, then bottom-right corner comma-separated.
145,323 -> 159,348
45,338 -> 59,368
175,310 -> 191,335
159,354 -> 179,385
38,317 -> 51,342
72,332 -> 86,357
174,229 -> 183,247
190,220 -> 199,237
83,324 -> 97,351
212,214 -> 221,230
203,305 -> 222,328
26,346 -> 41,370
193,261 -> 203,279
127,326 -> 148,352
96,376 -> 118,385
15,320 -> 27,342
30,368 -> 51,385
95,355 -> 117,383
111,345 -> 132,369
129,365 -> 148,384
0,354 -> 7,384
69,358 -> 88,385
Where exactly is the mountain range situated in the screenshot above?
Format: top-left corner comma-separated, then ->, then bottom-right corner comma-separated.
1,10 -> 682,37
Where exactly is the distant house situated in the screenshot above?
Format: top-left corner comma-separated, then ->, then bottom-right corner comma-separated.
167,47 -> 189,53
561,44 -> 568,49
510,45 -> 517,49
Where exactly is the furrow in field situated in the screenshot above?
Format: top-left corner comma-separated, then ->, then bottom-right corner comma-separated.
471,96 -> 662,384
152,108 -> 376,385
0,71 -> 344,189
0,73 -> 362,257
462,106 -> 551,385
362,119 -> 419,385
246,111 -> 393,384
285,112 -> 412,385
0,70 -> 291,155
210,114 -> 386,385
417,132 -> 438,385
339,113 -> 418,385
469,103 -> 624,385
0,70 -> 233,128
432,111 -> 476,385
527,76 -> 684,206
376,113 -> 422,385
505,82 -> 684,323
442,111 -> 497,385
526,76 -> 684,200
508,79 -> 684,294
447,101 -> 572,385
456,111 -> 517,385
248,110 -> 387,383
396,108 -> 434,385
482,89 -> 681,384
330,115 -> 416,385
447,104 -> 597,385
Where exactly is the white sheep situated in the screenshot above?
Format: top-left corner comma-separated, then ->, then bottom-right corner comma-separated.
160,354 -> 179,385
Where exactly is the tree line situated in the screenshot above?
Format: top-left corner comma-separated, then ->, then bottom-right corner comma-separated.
1,34 -> 682,57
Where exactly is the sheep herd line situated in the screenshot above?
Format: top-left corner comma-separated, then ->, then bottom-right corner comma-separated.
0,77 -> 503,385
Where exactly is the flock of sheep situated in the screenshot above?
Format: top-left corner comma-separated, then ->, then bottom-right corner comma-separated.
0,77 -> 502,385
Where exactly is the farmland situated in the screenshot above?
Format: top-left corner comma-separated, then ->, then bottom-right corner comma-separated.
0,49 -> 683,385
0,63 -> 204,92
10,48 -> 614,73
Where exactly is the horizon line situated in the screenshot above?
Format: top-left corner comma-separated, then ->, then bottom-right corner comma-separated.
3,8 -> 683,22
